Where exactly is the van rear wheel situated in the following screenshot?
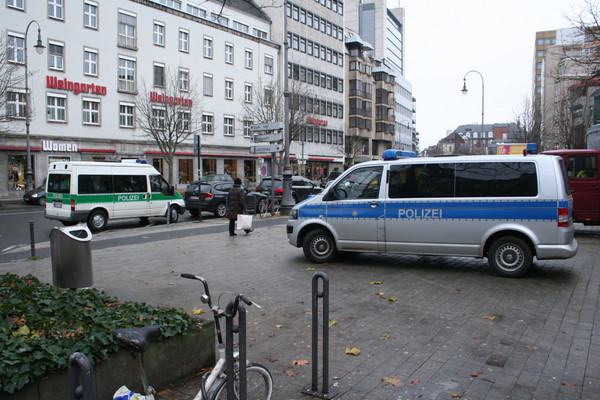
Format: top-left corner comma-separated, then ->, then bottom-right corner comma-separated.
88,210 -> 108,232
488,236 -> 532,278
303,229 -> 337,263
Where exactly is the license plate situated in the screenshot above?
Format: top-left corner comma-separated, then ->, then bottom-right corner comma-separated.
53,200 -> 63,208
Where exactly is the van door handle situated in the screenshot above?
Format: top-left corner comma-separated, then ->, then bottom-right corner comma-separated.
369,201 -> 380,208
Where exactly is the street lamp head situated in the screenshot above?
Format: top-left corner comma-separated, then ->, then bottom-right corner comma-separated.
34,28 -> 45,54
461,79 -> 468,95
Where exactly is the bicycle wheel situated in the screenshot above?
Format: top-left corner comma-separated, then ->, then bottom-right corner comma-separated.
212,363 -> 273,400
258,199 -> 268,219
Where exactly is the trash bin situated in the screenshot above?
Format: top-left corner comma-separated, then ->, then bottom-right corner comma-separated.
50,225 -> 93,288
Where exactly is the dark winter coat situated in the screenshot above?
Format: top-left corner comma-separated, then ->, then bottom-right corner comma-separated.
226,184 -> 246,219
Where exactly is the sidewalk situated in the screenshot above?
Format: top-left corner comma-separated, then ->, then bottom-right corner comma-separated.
2,219 -> 599,400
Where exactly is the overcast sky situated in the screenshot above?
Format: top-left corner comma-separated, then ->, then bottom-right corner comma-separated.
393,0 -> 588,149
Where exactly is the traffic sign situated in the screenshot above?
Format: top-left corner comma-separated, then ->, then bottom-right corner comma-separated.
249,144 -> 283,154
252,133 -> 282,143
250,122 -> 284,132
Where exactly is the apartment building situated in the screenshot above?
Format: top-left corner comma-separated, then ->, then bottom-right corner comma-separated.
1,0 -> 278,198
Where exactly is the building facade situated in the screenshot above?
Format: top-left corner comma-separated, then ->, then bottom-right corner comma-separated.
1,0 -> 279,199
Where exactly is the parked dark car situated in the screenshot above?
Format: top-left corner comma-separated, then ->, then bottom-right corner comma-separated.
23,183 -> 46,205
255,176 -> 322,203
320,170 -> 343,188
199,174 -> 233,183
184,181 -> 267,218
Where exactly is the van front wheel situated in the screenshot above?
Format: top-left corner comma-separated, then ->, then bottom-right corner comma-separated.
88,210 -> 108,232
168,206 -> 180,223
488,236 -> 532,278
303,229 -> 337,263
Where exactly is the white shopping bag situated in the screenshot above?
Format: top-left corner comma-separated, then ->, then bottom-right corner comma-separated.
236,214 -> 253,231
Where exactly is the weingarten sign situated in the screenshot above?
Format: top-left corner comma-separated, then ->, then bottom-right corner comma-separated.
150,91 -> 193,106
46,76 -> 107,96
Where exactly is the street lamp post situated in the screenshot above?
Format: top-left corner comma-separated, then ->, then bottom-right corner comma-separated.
461,70 -> 485,155
280,8 -> 293,216
24,20 -> 45,191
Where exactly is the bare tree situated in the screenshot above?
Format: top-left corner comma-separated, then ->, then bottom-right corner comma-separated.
241,78 -> 311,174
135,69 -> 202,184
565,0 -> 600,75
513,95 -> 542,148
0,33 -> 25,125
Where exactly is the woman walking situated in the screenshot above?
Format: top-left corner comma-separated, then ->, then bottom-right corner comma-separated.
226,177 -> 247,236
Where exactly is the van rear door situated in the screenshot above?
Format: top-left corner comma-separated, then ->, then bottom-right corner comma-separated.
564,152 -> 600,224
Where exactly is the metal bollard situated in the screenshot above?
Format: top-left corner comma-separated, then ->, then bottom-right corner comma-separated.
167,201 -> 171,225
29,220 -> 35,258
225,302 -> 247,400
302,272 -> 337,399
68,352 -> 95,400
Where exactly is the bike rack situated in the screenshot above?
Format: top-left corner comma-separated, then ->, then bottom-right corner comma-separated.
225,302 -> 248,400
68,352 -> 95,400
302,272 -> 337,399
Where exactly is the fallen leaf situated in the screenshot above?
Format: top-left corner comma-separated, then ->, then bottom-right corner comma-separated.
275,324 -> 284,329
283,368 -> 297,376
410,379 -> 420,385
370,281 -> 383,285
470,371 -> 483,377
387,296 -> 397,302
306,267 -> 316,271
561,382 -> 579,387
451,394 -> 462,398
191,308 -> 205,315
453,288 -> 462,292
380,333 -> 392,340
293,360 -> 310,366
249,337 -> 256,341
376,291 -> 385,296
329,318 -> 338,327
527,345 -> 538,350
381,377 -> 404,387
345,346 -> 361,356
483,316 -> 497,320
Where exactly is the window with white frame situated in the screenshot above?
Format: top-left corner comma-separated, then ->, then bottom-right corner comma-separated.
243,119 -> 252,137
152,106 -> 166,129
6,91 -> 26,118
153,22 -> 165,46
202,113 -> 213,134
84,1 -> 98,29
224,116 -> 234,136
48,0 -> 64,20
244,50 -> 253,69
253,28 -> 268,39
179,68 -> 189,91
154,63 -> 165,87
225,43 -> 234,64
225,79 -> 234,100
118,56 -> 136,93
119,102 -> 135,128
178,110 -> 191,132
179,29 -> 189,52
118,10 -> 137,49
48,42 -> 64,71
244,83 -> 252,103
47,94 -> 67,122
203,74 -> 213,96
232,20 -> 249,33
82,98 -> 100,125
7,0 -> 25,10
7,33 -> 25,63
264,55 -> 273,75
203,36 -> 213,58
84,48 -> 98,76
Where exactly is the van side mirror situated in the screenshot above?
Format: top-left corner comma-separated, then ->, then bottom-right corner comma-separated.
166,186 -> 175,196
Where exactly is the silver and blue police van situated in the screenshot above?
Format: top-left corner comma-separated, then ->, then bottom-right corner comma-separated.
286,151 -> 578,277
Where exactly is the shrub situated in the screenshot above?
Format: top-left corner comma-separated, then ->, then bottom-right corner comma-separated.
0,273 -> 195,394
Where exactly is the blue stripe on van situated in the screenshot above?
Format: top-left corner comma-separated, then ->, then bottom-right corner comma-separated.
298,199 -> 567,221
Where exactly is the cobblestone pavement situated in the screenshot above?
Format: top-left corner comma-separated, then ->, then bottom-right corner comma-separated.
2,219 -> 599,400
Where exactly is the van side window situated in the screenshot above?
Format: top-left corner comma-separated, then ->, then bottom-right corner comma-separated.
150,175 -> 169,193
567,156 -> 597,178
48,174 -> 70,194
114,175 -> 147,192
79,175 -> 114,194
332,166 -> 383,200
389,162 -> 538,198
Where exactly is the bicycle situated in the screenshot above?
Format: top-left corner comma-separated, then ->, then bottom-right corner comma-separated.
111,274 -> 273,400
258,198 -> 280,219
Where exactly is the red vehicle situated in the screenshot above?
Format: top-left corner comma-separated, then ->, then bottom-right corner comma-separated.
543,149 -> 600,225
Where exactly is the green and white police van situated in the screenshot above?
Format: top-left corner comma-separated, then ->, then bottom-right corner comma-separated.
286,151 -> 578,277
45,161 -> 186,232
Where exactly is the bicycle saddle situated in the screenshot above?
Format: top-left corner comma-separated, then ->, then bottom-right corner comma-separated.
112,325 -> 162,354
